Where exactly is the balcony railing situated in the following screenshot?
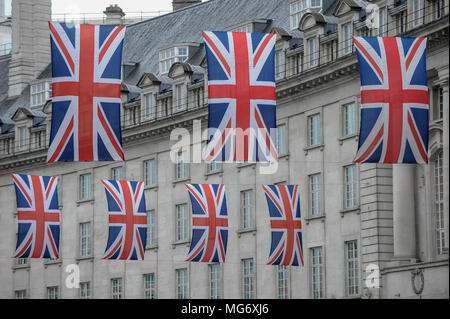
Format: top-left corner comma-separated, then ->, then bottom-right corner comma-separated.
0,42 -> 11,56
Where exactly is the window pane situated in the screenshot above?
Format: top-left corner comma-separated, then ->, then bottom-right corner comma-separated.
147,210 -> 155,246
310,174 -> 321,215
242,190 -> 254,228
309,114 -> 320,145
311,247 -> 323,298
177,204 -> 187,241
277,124 -> 286,155
145,159 -> 156,185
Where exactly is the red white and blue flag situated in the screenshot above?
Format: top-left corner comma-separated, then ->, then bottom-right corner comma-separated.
202,31 -> 278,163
102,180 -> 147,260
353,36 -> 429,163
12,174 -> 60,259
262,185 -> 303,266
185,184 -> 228,263
47,22 -> 126,162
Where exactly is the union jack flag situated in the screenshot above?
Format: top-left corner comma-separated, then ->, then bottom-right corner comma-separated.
202,31 -> 278,162
185,184 -> 228,263
102,180 -> 147,260
353,36 -> 429,163
47,22 -> 126,162
262,185 -> 303,266
12,174 -> 60,259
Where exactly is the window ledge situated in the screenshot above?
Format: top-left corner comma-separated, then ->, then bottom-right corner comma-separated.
304,214 -> 325,224
76,198 -> 94,206
12,263 -> 30,271
144,184 -> 158,191
237,227 -> 257,237
44,259 -> 62,267
278,153 -> 290,160
146,244 -> 158,251
338,133 -> 359,145
171,240 -> 190,249
340,206 -> 360,217
76,256 -> 94,263
343,294 -> 362,299
172,177 -> 190,186
303,143 -> 324,155
205,169 -> 223,178
237,162 -> 256,170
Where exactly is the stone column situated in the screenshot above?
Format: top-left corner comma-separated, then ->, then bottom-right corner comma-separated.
439,79 -> 449,253
392,165 -> 416,260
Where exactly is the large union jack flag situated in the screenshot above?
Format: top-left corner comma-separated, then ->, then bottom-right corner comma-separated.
202,31 -> 278,163
185,184 -> 228,263
102,180 -> 147,260
47,22 -> 126,162
262,185 -> 303,266
353,36 -> 429,164
12,174 -> 60,259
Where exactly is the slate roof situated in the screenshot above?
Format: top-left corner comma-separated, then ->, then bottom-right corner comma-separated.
0,0 -> 345,132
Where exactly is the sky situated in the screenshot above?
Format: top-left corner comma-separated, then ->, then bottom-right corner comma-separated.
4,0 -> 175,16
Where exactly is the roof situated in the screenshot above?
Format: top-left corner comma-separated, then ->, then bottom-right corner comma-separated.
122,0 -> 297,85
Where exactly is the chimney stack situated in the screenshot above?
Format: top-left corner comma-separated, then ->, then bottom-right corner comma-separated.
104,4 -> 125,25
8,0 -> 51,99
172,0 -> 202,11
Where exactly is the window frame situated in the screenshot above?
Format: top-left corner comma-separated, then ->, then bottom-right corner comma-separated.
79,221 -> 92,258
209,263 -> 222,299
308,113 -> 321,146
144,158 -> 157,187
176,268 -> 189,299
175,203 -> 189,242
143,273 -> 156,299
241,189 -> 255,230
310,246 -> 324,299
344,164 -> 358,210
111,278 -> 123,299
345,240 -> 360,296
309,173 -> 322,216
79,173 -> 92,201
242,258 -> 255,299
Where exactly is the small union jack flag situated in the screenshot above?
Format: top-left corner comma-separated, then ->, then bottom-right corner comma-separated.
353,36 -> 429,163
185,184 -> 228,263
202,31 -> 278,163
47,22 -> 126,162
102,180 -> 147,260
262,185 -> 303,266
12,174 -> 60,259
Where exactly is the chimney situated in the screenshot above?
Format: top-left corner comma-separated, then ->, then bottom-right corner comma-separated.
172,0 -> 202,11
8,0 -> 51,99
104,4 -> 125,25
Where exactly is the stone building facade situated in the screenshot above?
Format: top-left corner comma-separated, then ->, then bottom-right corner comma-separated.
0,0 -> 448,299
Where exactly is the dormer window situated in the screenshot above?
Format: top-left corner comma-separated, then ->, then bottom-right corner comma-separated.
290,0 -> 322,30
31,81 -> 51,108
231,23 -> 253,33
159,46 -> 189,74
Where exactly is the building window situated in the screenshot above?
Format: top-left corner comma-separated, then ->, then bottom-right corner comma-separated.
344,165 -> 358,209
311,0 -> 321,7
34,130 -> 43,149
327,41 -> 335,62
80,222 -> 91,257
80,282 -> 91,299
311,247 -> 323,299
379,6 -> 388,36
413,0 -> 423,27
175,84 -> 185,111
147,209 -> 156,247
343,22 -> 353,54
144,93 -> 154,119
17,257 -> 28,265
434,151 -> 445,255
434,0 -> 445,19
343,102 -> 356,136
231,23 -> 253,33
15,290 -> 26,299
209,263 -> 222,299
308,37 -> 318,67
159,46 -> 188,74
277,265 -> 289,299
3,138 -> 12,155
31,82 -> 51,107
308,113 -> 321,145
275,50 -> 284,79
176,268 -> 188,299
433,86 -> 444,120
208,160 -> 221,173
396,11 -> 407,34
176,151 -> 188,180
176,203 -> 188,241
241,190 -> 254,229
242,258 -> 255,299
144,273 -> 156,299
79,173 -> 92,200
194,88 -> 203,108
111,278 -> 123,299
111,166 -> 123,180
346,240 -> 359,296
47,286 -> 59,299
18,126 -> 27,149
309,173 -> 322,216
290,0 -> 307,30
277,124 -> 287,156
144,159 -> 156,186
